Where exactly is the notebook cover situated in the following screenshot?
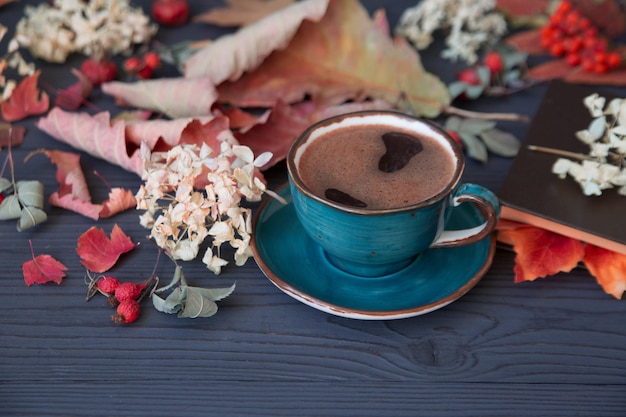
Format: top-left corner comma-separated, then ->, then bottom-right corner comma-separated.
498,81 -> 626,254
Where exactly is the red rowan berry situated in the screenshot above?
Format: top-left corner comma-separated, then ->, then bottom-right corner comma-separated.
97,275 -> 120,295
581,57 -> 595,72
114,281 -> 144,303
566,53 -> 581,67
607,52 -> 621,69
550,42 -> 566,57
593,62 -> 608,74
112,299 -> 141,324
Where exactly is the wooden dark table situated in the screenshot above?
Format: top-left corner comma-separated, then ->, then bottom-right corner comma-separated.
1,1 -> 625,416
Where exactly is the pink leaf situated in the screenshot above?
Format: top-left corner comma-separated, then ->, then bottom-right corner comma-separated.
23,241 -> 68,286
76,224 -> 137,273
184,0 -> 330,82
102,77 -> 218,118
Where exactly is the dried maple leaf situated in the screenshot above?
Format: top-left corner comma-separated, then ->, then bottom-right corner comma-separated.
194,0 -> 296,27
0,71 -> 50,122
209,0 -> 449,117
54,68 -> 93,111
527,58 -> 626,86
505,29 -> 546,55
102,77 -> 218,118
497,225 -> 585,283
575,0 -> 626,38
0,123 -> 25,149
76,224 -> 137,273
23,240 -> 68,286
583,244 -> 626,299
40,149 -> 136,219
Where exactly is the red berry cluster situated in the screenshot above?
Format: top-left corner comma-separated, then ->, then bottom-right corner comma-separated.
94,275 -> 150,324
540,1 -> 621,73
123,52 -> 161,80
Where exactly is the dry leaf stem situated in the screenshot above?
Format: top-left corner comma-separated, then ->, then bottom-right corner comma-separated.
442,105 -> 530,123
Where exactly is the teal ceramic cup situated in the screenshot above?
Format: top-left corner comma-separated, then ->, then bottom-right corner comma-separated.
287,111 -> 500,277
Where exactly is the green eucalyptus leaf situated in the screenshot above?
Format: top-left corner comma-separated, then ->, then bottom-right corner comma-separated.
476,66 -> 491,85
16,180 -> 44,208
152,289 -> 183,314
444,116 -> 463,132
0,178 -> 11,193
178,287 -> 218,319
504,69 -> 521,85
459,132 -> 488,163
187,283 -> 235,302
464,85 -> 484,100
17,206 -> 47,231
0,195 -> 22,220
154,265 -> 184,294
479,128 -> 521,157
459,118 -> 497,135
447,81 -> 468,100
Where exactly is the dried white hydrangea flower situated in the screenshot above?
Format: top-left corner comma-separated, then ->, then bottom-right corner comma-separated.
396,0 -> 507,64
13,0 -> 157,63
135,139 -> 282,275
548,94 -> 626,196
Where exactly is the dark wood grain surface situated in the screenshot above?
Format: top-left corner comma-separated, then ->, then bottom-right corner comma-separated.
1,1 -> 625,416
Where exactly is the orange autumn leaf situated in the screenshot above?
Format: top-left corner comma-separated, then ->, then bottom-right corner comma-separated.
194,0 -> 296,27
0,71 -> 49,122
497,225 -> 585,283
583,245 -> 626,299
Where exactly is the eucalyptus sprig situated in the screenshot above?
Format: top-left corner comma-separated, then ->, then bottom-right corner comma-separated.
0,128 -> 47,231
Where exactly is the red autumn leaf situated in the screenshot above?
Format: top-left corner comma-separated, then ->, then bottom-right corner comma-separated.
0,123 -> 25,150
497,225 -> 585,283
574,0 -> 626,38
505,29 -> 546,55
211,0 -> 448,116
54,68 -> 93,110
0,71 -> 49,122
583,244 -> 626,299
528,58 -> 626,86
193,0 -> 296,27
496,0 -> 549,20
76,224 -> 137,273
22,241 -> 68,286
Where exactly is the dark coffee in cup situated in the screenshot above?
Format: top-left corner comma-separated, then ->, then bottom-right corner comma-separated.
297,124 -> 456,210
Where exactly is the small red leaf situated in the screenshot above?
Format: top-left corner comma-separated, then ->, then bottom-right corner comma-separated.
497,225 -> 585,283
54,69 -> 93,110
1,71 -> 50,122
583,244 -> 626,299
76,224 -> 137,273
22,243 -> 68,287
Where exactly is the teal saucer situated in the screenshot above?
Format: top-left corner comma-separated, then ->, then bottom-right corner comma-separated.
251,184 -> 495,320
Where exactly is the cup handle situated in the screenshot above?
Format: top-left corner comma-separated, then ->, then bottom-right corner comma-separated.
430,183 -> 500,249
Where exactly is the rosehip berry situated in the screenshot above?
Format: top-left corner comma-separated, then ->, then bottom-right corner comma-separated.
152,0 -> 189,27
457,68 -> 481,85
143,52 -> 161,69
136,65 -> 153,79
80,58 -> 117,86
483,52 -> 503,74
112,299 -> 141,324
97,275 -> 120,295
124,57 -> 143,73
114,281 -> 144,303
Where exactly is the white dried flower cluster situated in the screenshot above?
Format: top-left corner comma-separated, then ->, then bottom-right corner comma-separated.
0,24 -> 36,101
13,0 -> 157,63
552,93 -> 626,196
396,0 -> 507,64
135,139 -> 279,275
